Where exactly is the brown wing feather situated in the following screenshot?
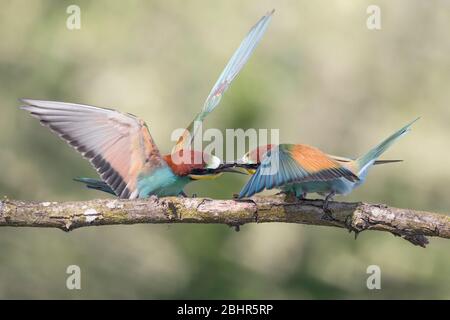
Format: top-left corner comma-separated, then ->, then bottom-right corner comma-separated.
21,99 -> 166,199
290,145 -> 358,180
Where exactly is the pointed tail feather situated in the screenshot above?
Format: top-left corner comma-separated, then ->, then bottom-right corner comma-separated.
373,159 -> 403,165
355,118 -> 419,176
73,177 -> 116,195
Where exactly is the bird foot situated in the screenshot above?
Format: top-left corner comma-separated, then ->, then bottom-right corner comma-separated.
296,192 -> 307,201
321,192 -> 336,221
321,209 -> 335,221
178,192 -> 197,198
281,192 -> 298,202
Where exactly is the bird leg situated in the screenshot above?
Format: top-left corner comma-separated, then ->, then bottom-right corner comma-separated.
277,189 -> 308,201
322,191 -> 336,220
296,192 -> 307,200
179,191 -> 198,198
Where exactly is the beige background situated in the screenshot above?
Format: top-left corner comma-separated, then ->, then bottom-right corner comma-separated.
0,0 -> 449,298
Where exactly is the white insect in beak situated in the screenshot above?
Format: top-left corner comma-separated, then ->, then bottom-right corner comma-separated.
189,155 -> 224,181
239,152 -> 257,175
206,154 -> 221,169
240,152 -> 252,164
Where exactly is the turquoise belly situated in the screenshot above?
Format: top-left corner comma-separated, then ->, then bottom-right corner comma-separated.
137,167 -> 191,198
282,178 -> 356,197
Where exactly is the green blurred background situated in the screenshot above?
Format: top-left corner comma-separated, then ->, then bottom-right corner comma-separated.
1,0 -> 449,299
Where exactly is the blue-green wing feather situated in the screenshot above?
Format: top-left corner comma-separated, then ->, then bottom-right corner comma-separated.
239,145 -> 358,198
173,10 -> 274,152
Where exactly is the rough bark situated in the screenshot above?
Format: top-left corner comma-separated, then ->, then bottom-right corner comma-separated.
1,195 -> 449,247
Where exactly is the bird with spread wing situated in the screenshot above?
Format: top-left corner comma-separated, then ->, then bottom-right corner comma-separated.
234,118 -> 419,211
21,10 -> 274,199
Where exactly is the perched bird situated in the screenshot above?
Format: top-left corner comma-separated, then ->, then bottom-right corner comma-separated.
236,118 -> 419,209
21,10 -> 274,199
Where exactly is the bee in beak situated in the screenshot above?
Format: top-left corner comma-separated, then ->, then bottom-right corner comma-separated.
188,155 -> 247,180
220,153 -> 260,175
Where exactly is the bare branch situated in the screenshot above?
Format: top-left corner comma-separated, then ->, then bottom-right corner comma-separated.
1,195 -> 449,247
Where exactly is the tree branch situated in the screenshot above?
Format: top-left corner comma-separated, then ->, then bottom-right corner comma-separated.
1,195 -> 449,247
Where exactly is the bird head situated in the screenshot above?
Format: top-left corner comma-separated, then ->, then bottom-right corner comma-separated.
230,144 -> 276,175
164,150 -> 243,180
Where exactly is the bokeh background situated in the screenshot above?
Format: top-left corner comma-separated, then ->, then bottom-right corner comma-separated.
1,0 -> 449,299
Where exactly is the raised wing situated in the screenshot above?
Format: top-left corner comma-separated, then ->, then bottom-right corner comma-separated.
239,144 -> 359,198
21,99 -> 166,199
173,9 -> 274,153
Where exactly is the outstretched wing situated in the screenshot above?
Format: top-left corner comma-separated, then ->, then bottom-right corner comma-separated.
21,99 -> 166,199
239,144 -> 359,198
173,10 -> 274,153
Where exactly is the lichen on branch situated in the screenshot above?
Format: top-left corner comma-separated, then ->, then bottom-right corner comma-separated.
1,195 -> 449,248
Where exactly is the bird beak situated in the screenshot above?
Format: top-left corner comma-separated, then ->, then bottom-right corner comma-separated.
222,162 -> 259,175
188,164 -> 247,180
215,163 -> 248,175
188,173 -> 224,180
245,168 -> 257,175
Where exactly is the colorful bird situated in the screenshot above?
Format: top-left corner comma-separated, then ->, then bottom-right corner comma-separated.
21,10 -> 274,199
236,118 -> 419,210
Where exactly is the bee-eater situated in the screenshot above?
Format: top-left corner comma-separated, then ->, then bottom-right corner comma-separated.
21,10 -> 274,199
236,118 -> 418,209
